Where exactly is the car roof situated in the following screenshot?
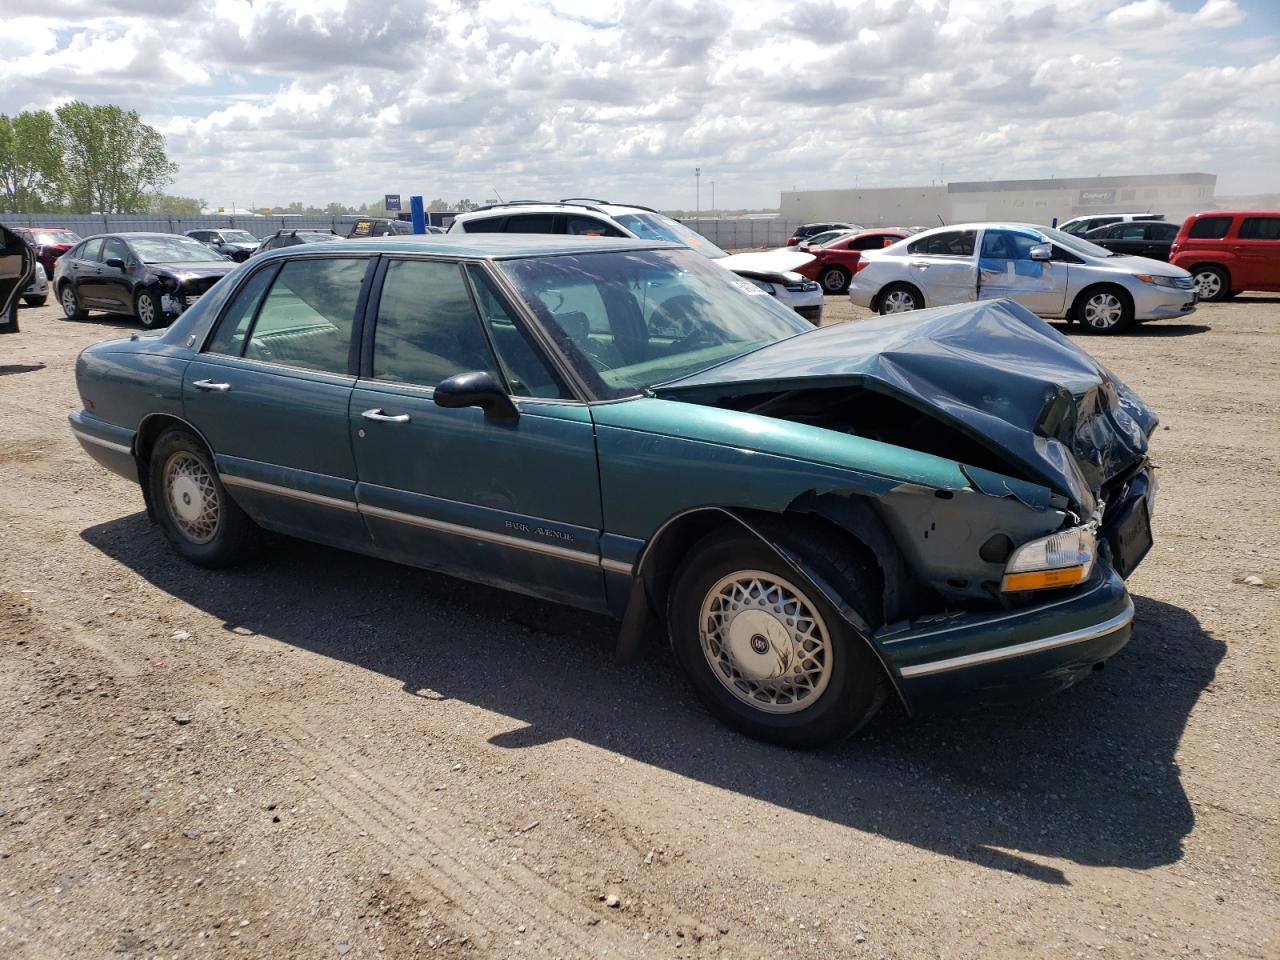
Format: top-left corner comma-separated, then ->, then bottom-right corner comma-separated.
257,234 -> 682,260
453,199 -> 663,221
1187,209 -> 1276,217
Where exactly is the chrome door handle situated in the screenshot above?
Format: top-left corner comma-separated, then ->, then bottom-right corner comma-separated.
362,408 -> 411,423
908,261 -> 929,269
193,379 -> 231,393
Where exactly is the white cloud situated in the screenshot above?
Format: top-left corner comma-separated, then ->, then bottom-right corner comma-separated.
0,0 -> 1276,207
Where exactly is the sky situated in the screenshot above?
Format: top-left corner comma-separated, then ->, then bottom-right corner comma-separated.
1,0 -> 1277,210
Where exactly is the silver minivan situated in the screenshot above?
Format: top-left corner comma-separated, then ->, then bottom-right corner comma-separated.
848,222 -> 1197,333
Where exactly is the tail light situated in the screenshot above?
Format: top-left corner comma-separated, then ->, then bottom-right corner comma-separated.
854,260 -> 872,273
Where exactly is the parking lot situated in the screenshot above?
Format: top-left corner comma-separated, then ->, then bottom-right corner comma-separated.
0,295 -> 1276,958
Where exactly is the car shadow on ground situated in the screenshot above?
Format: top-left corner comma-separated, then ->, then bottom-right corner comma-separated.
1051,322 -> 1212,338
82,515 -> 1223,886
0,363 -> 47,376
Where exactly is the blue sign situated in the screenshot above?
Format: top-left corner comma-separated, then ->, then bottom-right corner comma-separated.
384,194 -> 402,211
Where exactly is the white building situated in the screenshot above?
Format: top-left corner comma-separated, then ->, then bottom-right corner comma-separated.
781,173 -> 1217,229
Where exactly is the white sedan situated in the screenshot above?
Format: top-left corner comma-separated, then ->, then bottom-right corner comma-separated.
849,222 -> 1198,333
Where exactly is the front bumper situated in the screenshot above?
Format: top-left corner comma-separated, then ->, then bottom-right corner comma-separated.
1132,283 -> 1197,321
879,563 -> 1134,711
773,283 -> 824,323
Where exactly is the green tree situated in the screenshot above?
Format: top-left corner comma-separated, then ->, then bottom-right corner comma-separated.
0,110 -> 63,212
148,193 -> 205,216
54,102 -> 177,213
426,198 -> 450,212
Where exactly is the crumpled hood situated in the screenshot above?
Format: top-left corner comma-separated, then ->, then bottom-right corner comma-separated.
655,299 -> 1157,513
717,249 -> 815,278
152,260 -> 240,280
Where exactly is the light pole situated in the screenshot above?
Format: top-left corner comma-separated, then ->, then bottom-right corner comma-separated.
695,167 -> 701,226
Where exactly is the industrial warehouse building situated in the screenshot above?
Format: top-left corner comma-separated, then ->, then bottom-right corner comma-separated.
781,173 -> 1217,229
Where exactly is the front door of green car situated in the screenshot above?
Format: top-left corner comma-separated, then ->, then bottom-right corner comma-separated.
350,257 -> 609,613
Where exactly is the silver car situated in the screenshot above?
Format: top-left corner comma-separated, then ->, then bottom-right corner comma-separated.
849,222 -> 1198,333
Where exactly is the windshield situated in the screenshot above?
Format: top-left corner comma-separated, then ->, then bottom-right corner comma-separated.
221,230 -> 257,243
1037,226 -> 1116,259
499,248 -> 808,400
612,212 -> 728,260
130,237 -> 226,263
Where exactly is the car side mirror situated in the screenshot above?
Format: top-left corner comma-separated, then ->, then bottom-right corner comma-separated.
1029,243 -> 1052,262
434,370 -> 518,419
105,257 -> 126,269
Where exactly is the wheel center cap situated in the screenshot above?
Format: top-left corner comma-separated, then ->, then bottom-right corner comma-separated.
170,476 -> 204,523
725,609 -> 792,680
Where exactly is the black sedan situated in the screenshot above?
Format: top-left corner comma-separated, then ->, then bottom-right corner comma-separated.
185,228 -> 261,262
1084,220 -> 1181,261
52,233 -> 239,328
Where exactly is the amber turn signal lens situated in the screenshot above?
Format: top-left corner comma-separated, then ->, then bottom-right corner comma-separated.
1001,566 -> 1090,592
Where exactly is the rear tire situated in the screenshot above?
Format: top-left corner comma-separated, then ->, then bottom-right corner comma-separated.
877,283 -> 923,314
59,283 -> 86,321
667,527 -> 887,748
1191,265 -> 1230,302
1075,285 -> 1134,333
148,428 -> 258,568
819,265 -> 851,294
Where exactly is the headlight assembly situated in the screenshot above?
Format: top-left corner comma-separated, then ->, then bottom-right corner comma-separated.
1001,527 -> 1096,592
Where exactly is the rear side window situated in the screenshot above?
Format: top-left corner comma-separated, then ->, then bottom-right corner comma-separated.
372,259 -> 497,386
1239,217 -> 1280,241
504,214 -> 557,234
207,266 -> 277,356
909,230 -> 976,257
243,258 -> 366,374
852,234 -> 892,250
1188,216 -> 1232,239
1151,222 -> 1179,240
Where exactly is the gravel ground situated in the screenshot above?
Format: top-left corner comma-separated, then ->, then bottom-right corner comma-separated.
0,293 -> 1277,959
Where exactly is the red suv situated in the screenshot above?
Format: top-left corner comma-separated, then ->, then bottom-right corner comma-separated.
1170,211 -> 1280,301
9,227 -> 82,278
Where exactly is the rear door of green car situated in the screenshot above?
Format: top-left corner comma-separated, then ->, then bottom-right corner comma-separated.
350,257 -> 608,612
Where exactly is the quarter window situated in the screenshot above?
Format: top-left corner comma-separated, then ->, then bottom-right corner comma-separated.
243,258 -> 365,374
909,230 -> 976,257
372,259 -> 497,387
1239,217 -> 1280,241
1188,216 -> 1231,239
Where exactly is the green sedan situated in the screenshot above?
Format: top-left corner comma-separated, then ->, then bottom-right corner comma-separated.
69,235 -> 1157,747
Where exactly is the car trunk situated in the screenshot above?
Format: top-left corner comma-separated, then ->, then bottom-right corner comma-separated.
653,299 -> 1158,515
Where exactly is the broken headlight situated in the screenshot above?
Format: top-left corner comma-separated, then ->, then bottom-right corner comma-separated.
1001,527 -> 1096,592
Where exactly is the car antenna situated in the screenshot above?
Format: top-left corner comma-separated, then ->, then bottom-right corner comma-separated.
491,186 -> 505,204
937,214 -> 946,226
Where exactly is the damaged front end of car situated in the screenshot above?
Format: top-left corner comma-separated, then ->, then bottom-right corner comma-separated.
650,298 -> 1158,707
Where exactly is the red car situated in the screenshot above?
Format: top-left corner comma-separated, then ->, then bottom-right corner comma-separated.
796,228 -> 910,293
9,227 -> 82,278
1169,210 -> 1280,301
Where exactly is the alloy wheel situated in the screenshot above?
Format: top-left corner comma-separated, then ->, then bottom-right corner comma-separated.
882,289 -> 917,313
698,570 -> 833,714
1083,291 -> 1124,329
164,451 -> 220,544
822,268 -> 848,293
137,292 -> 157,327
60,286 -> 78,318
1194,270 -> 1222,299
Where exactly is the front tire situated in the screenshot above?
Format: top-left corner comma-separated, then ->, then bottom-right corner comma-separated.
819,265 -> 851,294
1191,265 -> 1230,302
148,428 -> 257,568
1075,285 -> 1134,333
668,528 -> 887,748
877,283 -> 923,314
24,295 -> 47,307
135,289 -> 162,328
59,283 -> 86,321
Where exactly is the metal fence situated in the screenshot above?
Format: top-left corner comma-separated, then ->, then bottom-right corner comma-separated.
0,212 -> 823,251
